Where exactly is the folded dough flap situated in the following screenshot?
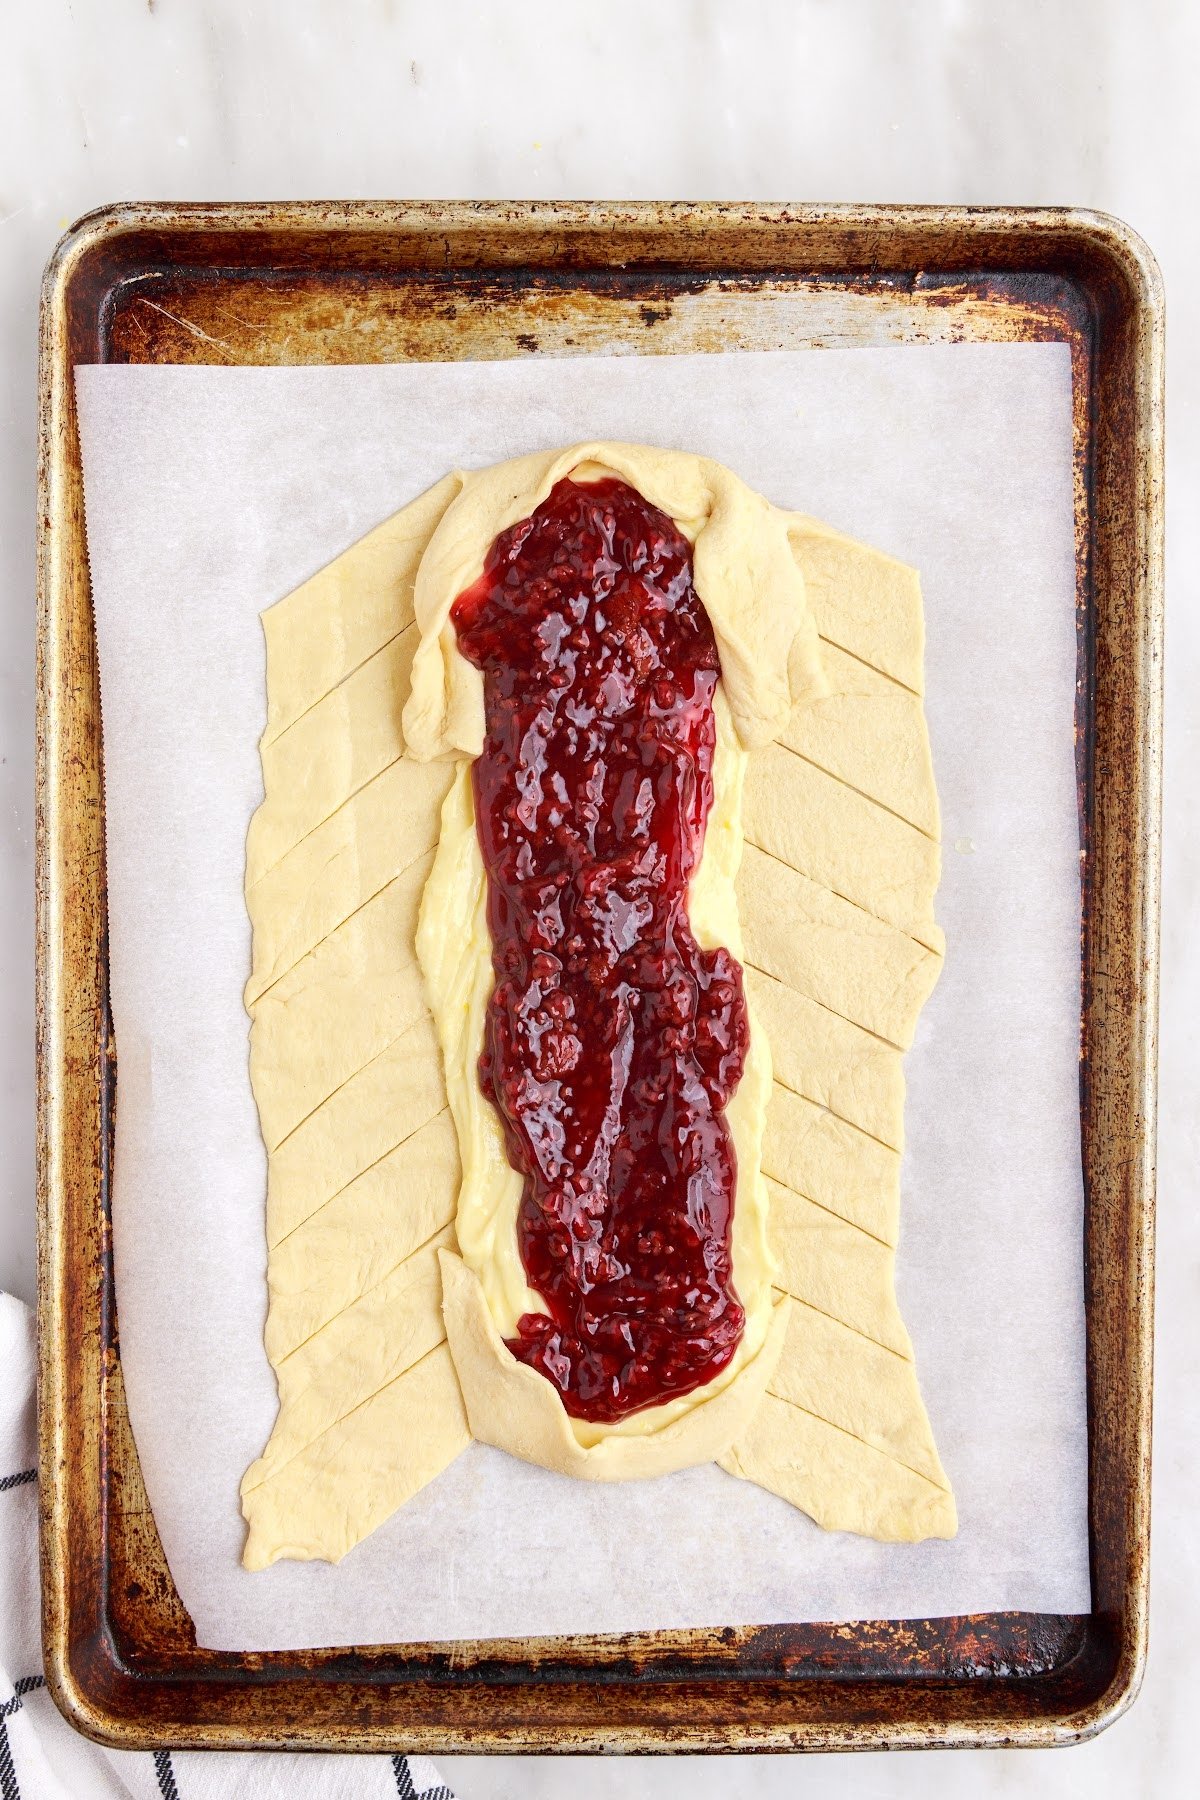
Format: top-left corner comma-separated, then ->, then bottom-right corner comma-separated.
440,1249 -> 791,1482
242,478 -> 472,1569
402,442 -> 826,762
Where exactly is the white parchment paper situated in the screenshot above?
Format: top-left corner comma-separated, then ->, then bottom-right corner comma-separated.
76,346 -> 1089,1651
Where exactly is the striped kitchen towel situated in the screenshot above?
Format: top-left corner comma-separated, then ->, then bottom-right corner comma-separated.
0,1294 -> 455,1800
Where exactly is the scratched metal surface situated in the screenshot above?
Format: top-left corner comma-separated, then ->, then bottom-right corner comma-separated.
35,202 -> 1162,1752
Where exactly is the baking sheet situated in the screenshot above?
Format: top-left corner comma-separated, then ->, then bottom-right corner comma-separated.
75,345 -> 1089,1652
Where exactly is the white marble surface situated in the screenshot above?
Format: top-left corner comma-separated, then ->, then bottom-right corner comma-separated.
0,1 -> 1193,1794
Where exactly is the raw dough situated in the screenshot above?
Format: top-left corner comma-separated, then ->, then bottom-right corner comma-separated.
240,446 -> 955,1568
240,498 -> 469,1570
724,515 -> 954,1539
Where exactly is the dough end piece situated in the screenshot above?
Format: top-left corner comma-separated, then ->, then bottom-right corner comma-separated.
440,1248 -> 791,1481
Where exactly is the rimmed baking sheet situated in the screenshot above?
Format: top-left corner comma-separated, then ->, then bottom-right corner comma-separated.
75,344 -> 1088,1650
37,202 -> 1160,1752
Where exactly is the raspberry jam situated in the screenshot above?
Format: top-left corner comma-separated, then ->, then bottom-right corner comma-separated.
452,476 -> 749,1422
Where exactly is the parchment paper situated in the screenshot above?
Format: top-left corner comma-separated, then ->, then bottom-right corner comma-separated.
76,345 -> 1089,1651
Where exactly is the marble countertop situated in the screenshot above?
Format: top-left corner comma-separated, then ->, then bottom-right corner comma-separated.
2,2 -> 1193,1795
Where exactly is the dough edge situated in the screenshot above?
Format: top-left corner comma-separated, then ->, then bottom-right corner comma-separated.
401,440 -> 827,764
441,1247 -> 793,1481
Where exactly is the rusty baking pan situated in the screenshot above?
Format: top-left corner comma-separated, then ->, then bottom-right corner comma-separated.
35,201 -> 1162,1752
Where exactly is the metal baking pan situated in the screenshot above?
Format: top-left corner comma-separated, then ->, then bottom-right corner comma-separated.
35,201 -> 1162,1753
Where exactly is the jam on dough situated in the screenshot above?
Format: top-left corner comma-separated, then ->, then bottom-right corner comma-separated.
240,443 -> 955,1567
412,444 -> 812,1470
452,476 -> 756,1424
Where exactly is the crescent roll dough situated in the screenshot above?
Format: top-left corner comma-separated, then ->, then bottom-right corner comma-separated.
240,446 -> 954,1569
